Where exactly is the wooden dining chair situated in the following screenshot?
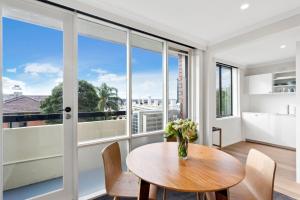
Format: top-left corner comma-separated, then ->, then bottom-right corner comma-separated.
206,148 -> 276,200
102,142 -> 157,200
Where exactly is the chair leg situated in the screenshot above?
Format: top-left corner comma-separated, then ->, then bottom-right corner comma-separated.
113,197 -> 120,200
163,188 -> 167,200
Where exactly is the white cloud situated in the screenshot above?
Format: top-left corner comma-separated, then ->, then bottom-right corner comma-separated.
2,77 -> 26,94
22,83 -> 58,96
91,68 -> 107,74
168,71 -> 178,99
132,73 -> 163,99
2,76 -> 60,95
55,77 -> 63,84
90,68 -> 179,99
24,63 -> 62,76
91,68 -> 126,98
99,73 -> 126,83
6,68 -> 17,73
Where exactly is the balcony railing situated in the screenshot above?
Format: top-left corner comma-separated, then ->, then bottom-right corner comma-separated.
2,109 -> 178,199
3,111 -> 126,123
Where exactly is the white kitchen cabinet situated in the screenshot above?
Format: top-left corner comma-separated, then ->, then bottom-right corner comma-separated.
242,112 -> 296,148
246,73 -> 273,95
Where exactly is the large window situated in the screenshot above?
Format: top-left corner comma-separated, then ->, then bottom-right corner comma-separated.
131,34 -> 163,134
216,63 -> 238,118
77,19 -> 127,142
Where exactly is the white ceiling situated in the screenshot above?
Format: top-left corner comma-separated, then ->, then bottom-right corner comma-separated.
78,0 -> 300,44
72,0 -> 300,66
215,26 -> 300,66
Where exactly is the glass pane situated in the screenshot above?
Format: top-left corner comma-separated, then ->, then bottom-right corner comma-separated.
78,141 -> 128,197
132,134 -> 164,150
131,34 -> 163,134
216,67 -> 220,117
168,53 -> 187,121
2,16 -> 63,199
221,67 -> 232,116
77,19 -> 127,142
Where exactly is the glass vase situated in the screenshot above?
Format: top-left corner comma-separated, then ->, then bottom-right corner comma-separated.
177,136 -> 188,160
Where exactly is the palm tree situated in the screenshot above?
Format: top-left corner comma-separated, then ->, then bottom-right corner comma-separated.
97,83 -> 122,112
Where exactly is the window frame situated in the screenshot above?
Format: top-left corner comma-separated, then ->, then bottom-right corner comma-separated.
216,62 -> 236,118
75,16 -> 192,199
0,1 -> 193,199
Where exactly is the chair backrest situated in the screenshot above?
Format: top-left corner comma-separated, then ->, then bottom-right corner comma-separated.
101,142 -> 122,194
245,149 -> 276,200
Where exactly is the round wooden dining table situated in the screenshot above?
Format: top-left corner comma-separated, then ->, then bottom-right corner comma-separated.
126,142 -> 245,200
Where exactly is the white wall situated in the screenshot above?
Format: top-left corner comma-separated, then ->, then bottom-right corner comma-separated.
246,59 -> 295,75
214,117 -> 242,147
190,49 -> 204,144
296,42 -> 300,183
247,95 -> 296,114
203,56 -> 245,147
212,64 -> 244,147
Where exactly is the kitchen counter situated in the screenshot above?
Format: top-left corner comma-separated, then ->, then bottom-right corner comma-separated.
242,112 -> 296,148
243,112 -> 295,117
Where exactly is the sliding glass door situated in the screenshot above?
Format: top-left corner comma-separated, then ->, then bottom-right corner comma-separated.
0,1 -> 75,199
0,1 -> 191,199
77,18 -> 128,197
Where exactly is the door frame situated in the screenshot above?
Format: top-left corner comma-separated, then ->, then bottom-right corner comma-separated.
0,0 -> 77,199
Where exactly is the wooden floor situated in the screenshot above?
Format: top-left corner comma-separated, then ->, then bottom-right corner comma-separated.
222,141 -> 300,200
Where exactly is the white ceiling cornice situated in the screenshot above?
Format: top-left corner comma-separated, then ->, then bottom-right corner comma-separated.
36,0 -> 300,55
209,12 -> 300,54
246,57 -> 295,69
209,6 -> 300,46
47,0 -> 208,50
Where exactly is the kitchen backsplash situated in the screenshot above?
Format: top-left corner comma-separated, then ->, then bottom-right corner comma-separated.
247,94 -> 296,115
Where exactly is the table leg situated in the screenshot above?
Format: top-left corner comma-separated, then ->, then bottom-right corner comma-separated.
138,179 -> 150,200
215,189 -> 229,200
196,192 -> 206,200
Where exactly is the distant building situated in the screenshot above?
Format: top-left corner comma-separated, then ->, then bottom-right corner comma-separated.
176,54 -> 186,119
3,91 -> 48,128
132,110 -> 163,134
132,108 -> 180,134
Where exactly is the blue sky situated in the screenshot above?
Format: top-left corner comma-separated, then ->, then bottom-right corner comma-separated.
3,17 -> 179,99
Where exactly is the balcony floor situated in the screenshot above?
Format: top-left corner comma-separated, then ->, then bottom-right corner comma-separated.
4,177 -> 62,200
4,168 -> 294,200
4,168 -> 105,200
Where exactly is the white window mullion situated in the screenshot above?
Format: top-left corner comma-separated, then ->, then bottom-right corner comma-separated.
0,3 -> 3,200
63,13 -> 78,199
163,41 -> 169,131
126,30 -> 133,151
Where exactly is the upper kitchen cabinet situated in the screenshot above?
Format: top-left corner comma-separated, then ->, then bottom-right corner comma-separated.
246,73 -> 273,95
273,70 -> 296,94
246,71 -> 297,95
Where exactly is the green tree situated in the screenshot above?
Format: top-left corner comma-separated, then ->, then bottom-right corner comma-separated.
78,80 -> 100,112
41,80 -> 99,113
97,83 -> 121,112
40,83 -> 63,114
